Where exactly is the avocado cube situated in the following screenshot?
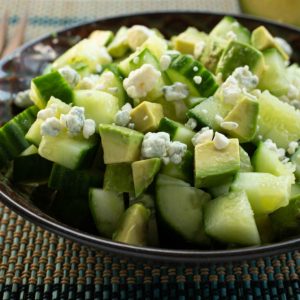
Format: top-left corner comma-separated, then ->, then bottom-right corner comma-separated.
104,164 -> 134,193
132,158 -> 161,197
130,101 -> 164,133
194,139 -> 240,188
222,97 -> 259,143
216,41 -> 265,80
172,27 -> 208,55
251,26 -> 288,60
99,124 -> 144,164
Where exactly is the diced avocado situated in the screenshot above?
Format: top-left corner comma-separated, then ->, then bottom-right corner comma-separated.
107,27 -> 129,58
172,27 -> 208,55
89,188 -> 125,238
89,30 -> 114,47
231,172 -> 292,214
161,150 -> 193,183
73,90 -> 119,126
103,163 -> 134,193
270,197 -> 300,241
239,146 -> 253,172
210,16 -> 251,44
30,71 -> 73,108
158,117 -> 195,149
204,191 -> 260,246
251,26 -> 288,60
256,91 -> 300,149
99,124 -> 144,164
52,39 -> 111,75
216,41 -> 265,80
113,203 -> 151,246
252,141 -> 294,177
255,214 -> 274,244
194,139 -> 240,188
222,97 -> 259,143
130,101 -> 164,133
132,158 -> 161,197
258,48 -> 289,97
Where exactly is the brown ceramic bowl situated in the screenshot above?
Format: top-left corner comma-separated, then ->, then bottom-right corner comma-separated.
1,12 -> 300,264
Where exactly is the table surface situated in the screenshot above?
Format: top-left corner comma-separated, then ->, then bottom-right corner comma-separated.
1,0 -> 300,299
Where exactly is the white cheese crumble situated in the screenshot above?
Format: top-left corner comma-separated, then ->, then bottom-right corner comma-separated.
193,75 -> 202,85
127,25 -> 153,50
193,41 -> 205,59
123,64 -> 161,99
60,106 -> 85,136
213,132 -> 229,150
226,31 -> 237,41
141,132 -> 187,164
41,117 -> 61,137
201,109 -> 208,114
287,84 -> 299,99
14,90 -> 33,108
115,103 -> 133,127
128,122 -> 135,129
77,74 -> 100,90
264,139 -> 287,161
193,66 -> 199,72
221,76 -> 242,105
82,119 -> 96,139
37,104 -> 57,120
185,118 -> 197,130
58,66 -> 80,87
159,54 -> 172,71
231,65 -> 259,90
192,127 -> 214,146
287,141 -> 299,155
220,121 -> 239,131
162,82 -> 189,102
274,37 -> 292,57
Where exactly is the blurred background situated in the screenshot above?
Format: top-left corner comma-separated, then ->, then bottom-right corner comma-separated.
1,0 -> 299,44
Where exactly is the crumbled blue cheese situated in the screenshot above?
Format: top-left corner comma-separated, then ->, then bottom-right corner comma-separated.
141,132 -> 187,164
220,121 -> 239,131
185,118 -> 197,130
115,103 -> 133,127
37,104 -> 57,120
193,66 -> 199,72
221,76 -> 242,105
167,141 -> 187,164
192,127 -> 214,146
60,106 -> 85,136
123,64 -> 161,99
41,117 -> 61,137
231,65 -> 259,91
287,84 -> 299,99
213,132 -> 229,150
194,41 -> 206,59
162,82 -> 189,102
82,119 -> 96,139
58,66 -> 80,87
275,37 -> 292,57
14,90 -> 33,108
127,25 -> 153,50
264,138 -> 287,161
193,75 -> 202,85
77,74 -> 101,90
287,141 -> 299,155
159,54 -> 172,71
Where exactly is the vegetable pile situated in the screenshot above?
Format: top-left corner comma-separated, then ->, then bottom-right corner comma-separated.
2,16 -> 300,249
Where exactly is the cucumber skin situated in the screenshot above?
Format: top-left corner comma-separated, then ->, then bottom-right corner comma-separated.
0,106 -> 38,168
32,71 -> 73,108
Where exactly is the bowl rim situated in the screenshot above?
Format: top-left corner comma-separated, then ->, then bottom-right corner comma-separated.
1,11 -> 300,264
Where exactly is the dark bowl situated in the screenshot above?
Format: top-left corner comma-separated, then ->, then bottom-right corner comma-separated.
1,12 -> 300,264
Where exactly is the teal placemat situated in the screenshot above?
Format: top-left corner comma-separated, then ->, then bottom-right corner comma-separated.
0,202 -> 300,299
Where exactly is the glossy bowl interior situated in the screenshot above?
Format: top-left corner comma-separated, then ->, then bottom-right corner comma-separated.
1,12 -> 300,264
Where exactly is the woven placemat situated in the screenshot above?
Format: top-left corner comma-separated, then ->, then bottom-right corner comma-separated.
0,202 -> 300,299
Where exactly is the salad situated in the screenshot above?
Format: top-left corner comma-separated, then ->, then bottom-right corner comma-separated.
1,16 -> 300,249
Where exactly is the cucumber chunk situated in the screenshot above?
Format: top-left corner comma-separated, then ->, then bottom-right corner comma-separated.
204,191 -> 260,246
107,27 -> 129,58
89,188 -> 125,238
0,105 -> 38,167
156,174 -> 190,187
239,146 -> 253,172
38,134 -> 98,170
30,71 -> 73,109
231,172 -> 291,214
256,91 -> 300,149
156,175 -> 211,246
73,90 -> 119,126
89,30 -> 114,47
113,203 -> 150,246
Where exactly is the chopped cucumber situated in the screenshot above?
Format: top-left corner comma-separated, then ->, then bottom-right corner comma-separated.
204,191 -> 260,246
107,27 -> 129,58
239,146 -> 253,172
89,188 -> 125,238
231,172 -> 291,214
156,174 -> 190,188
